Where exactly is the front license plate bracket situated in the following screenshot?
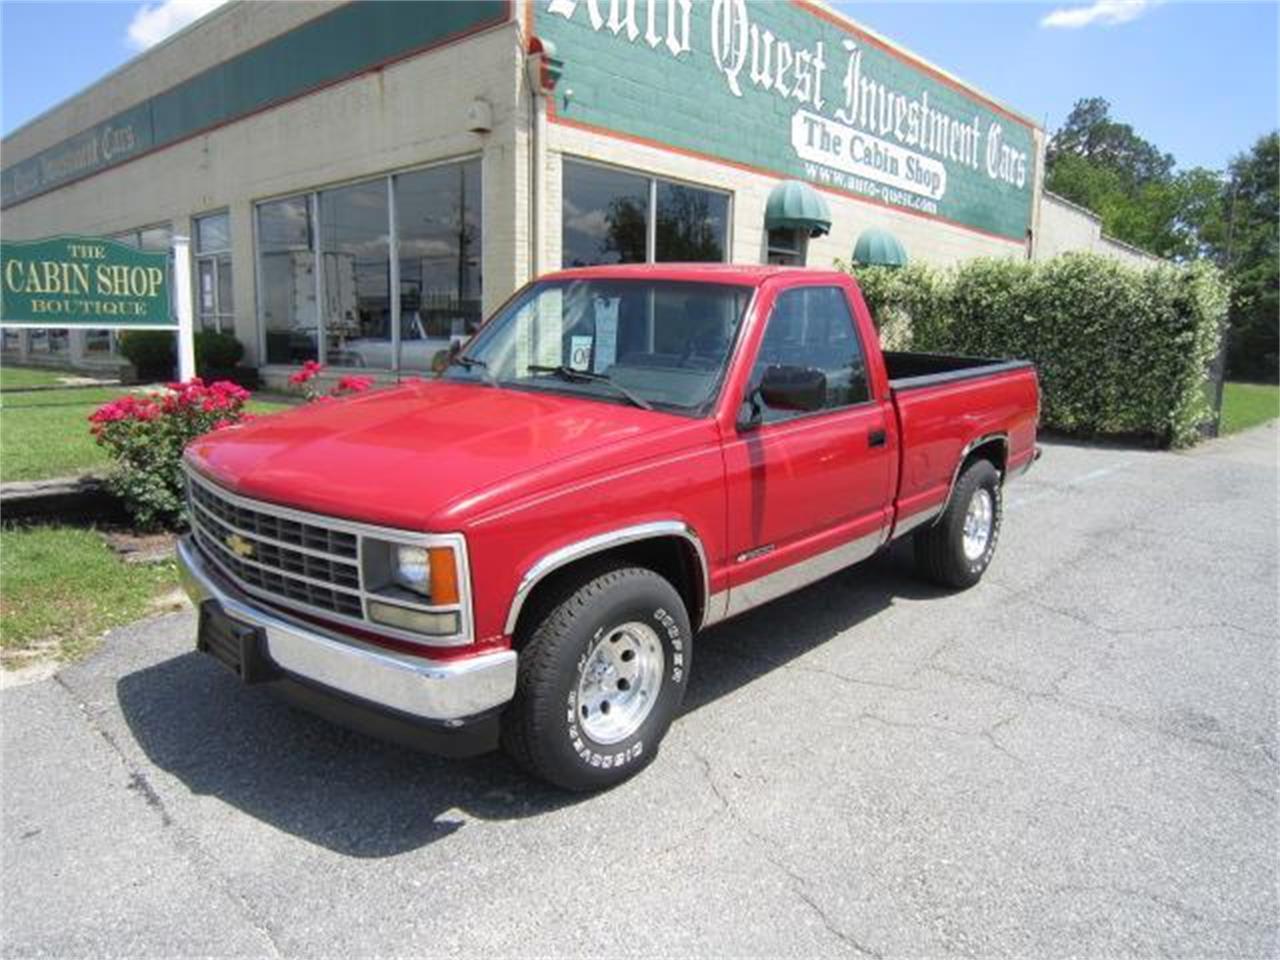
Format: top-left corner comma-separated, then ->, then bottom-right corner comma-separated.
197,601 -> 278,685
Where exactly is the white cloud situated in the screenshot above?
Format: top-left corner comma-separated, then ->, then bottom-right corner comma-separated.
565,208 -> 610,238
1040,0 -> 1157,29
126,0 -> 230,51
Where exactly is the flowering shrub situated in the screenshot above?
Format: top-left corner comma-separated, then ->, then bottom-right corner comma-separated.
287,361 -> 375,402
89,379 -> 252,530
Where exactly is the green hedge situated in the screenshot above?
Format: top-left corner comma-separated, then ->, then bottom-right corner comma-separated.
843,253 -> 1227,448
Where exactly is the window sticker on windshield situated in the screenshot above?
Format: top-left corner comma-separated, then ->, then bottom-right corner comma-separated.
594,298 -> 619,373
569,335 -> 594,371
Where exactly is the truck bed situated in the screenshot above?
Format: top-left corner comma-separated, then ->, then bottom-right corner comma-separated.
884,351 -> 1034,391
885,352 -> 1040,535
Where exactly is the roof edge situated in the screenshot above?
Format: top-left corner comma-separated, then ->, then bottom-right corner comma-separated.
3,0 -> 249,144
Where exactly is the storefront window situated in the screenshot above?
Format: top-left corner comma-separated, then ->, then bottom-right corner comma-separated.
394,159 -> 483,373
139,225 -> 172,252
255,158 -> 482,371
195,211 -> 233,333
84,330 -> 112,354
562,160 -> 729,268
563,161 -> 649,267
656,181 -> 728,262
766,227 -> 807,266
258,195 -> 318,365
319,181 -> 389,368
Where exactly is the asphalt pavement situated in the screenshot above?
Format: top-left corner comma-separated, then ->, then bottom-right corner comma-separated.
3,424 -> 1277,958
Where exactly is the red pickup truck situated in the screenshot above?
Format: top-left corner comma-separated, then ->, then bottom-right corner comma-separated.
179,264 -> 1039,790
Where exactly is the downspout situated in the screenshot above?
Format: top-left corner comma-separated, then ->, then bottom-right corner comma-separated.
522,38 -> 547,280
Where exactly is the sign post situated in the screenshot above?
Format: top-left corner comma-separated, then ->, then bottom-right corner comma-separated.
171,235 -> 196,381
0,233 -> 195,381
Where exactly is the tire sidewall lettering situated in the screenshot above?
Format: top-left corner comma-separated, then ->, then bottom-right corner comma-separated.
562,602 -> 686,770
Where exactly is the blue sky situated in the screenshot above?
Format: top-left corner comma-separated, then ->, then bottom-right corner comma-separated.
2,1 -> 1276,172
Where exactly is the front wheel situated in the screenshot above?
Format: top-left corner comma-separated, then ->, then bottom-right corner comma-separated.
914,458 -> 1002,589
501,565 -> 691,791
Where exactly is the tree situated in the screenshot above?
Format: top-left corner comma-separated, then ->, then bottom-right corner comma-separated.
1048,96 -> 1175,187
654,185 -> 724,262
1046,97 -> 1220,259
601,197 -> 647,263
1219,133 -> 1279,381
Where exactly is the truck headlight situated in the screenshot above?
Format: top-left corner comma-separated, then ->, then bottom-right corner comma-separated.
362,540 -> 461,607
392,545 -> 430,595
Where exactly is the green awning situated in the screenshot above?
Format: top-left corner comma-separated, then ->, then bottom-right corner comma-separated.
765,180 -> 831,238
852,227 -> 908,268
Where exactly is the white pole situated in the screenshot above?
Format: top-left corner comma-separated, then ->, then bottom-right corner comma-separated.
173,235 -> 197,381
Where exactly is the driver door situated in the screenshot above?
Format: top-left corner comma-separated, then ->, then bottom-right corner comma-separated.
721,284 -> 894,605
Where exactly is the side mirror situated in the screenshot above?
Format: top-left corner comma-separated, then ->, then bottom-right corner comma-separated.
758,364 -> 827,413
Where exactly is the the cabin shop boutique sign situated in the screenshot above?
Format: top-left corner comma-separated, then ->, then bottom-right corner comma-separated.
538,0 -> 1037,240
1,236 -> 171,327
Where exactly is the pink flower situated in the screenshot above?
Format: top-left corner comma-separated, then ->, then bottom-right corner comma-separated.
210,380 -> 250,402
288,360 -> 324,385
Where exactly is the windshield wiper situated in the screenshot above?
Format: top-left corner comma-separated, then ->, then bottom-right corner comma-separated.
526,364 -> 653,411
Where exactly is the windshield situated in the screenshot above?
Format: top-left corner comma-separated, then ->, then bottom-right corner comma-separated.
443,278 -> 753,414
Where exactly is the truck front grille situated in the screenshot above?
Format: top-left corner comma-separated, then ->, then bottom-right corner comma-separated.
187,472 -> 364,621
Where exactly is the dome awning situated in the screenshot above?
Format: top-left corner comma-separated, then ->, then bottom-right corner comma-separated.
852,228 -> 908,268
765,180 -> 831,238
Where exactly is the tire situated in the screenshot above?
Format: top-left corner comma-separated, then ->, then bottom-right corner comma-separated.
500,565 -> 692,792
914,458 -> 1002,589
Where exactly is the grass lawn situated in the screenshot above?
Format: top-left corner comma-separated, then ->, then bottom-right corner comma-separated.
0,366 -> 89,390
0,525 -> 180,666
1220,382 -> 1280,435
0,386 -> 292,483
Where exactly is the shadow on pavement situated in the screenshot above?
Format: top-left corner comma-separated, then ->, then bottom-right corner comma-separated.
116,539 -> 944,858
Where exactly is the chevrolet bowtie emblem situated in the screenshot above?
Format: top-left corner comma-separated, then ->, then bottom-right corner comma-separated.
225,533 -> 255,559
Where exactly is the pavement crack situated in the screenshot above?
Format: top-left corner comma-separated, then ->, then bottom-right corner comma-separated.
1053,883 -> 1277,932
790,882 -> 884,958
980,714 -> 1023,763
125,771 -> 174,827
918,661 -> 1277,776
51,674 -> 285,958
691,746 -> 883,957
855,711 -> 1023,763
691,750 -> 732,815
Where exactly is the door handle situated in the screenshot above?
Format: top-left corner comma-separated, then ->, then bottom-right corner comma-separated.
868,429 -> 887,448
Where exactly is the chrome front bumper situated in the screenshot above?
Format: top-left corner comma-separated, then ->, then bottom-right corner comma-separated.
177,536 -> 517,724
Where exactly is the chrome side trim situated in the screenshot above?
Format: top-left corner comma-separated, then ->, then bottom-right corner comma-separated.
891,505 -> 943,539
932,432 -> 1009,527
503,521 -> 713,636
702,589 -> 731,628
722,529 -> 884,621
177,536 -> 516,722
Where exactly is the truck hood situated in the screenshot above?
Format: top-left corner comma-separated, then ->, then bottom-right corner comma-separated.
186,380 -> 712,530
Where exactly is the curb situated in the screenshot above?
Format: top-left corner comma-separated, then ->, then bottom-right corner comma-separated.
0,474 -> 126,523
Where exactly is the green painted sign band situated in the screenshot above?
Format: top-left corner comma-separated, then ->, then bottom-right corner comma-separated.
1,1 -> 508,209
536,0 -> 1037,241
1,236 -> 173,328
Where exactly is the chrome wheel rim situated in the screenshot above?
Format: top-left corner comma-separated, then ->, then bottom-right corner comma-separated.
576,621 -> 664,745
962,488 -> 994,561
